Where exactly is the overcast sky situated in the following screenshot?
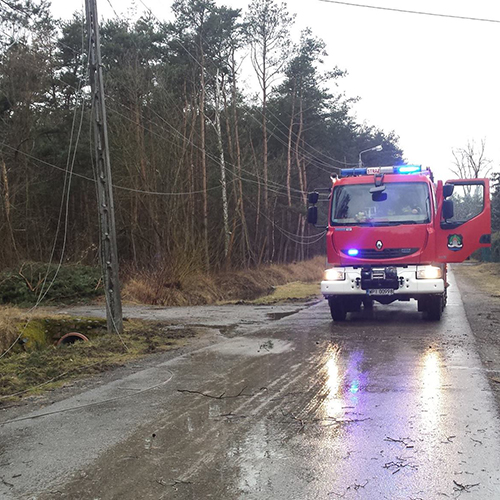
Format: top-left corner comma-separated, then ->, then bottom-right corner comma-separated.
50,0 -> 500,182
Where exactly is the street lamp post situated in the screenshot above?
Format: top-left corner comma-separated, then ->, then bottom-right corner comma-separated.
358,144 -> 383,168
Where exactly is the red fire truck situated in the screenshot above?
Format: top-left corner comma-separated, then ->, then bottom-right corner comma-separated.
307,165 -> 491,321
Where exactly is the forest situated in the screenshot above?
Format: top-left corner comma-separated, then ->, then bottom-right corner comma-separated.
0,0 -> 405,276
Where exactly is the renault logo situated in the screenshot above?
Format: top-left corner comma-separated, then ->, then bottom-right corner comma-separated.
376,240 -> 383,250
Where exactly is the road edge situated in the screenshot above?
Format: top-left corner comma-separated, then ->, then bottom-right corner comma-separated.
452,263 -> 500,409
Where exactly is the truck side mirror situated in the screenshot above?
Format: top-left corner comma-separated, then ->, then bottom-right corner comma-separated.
442,199 -> 454,220
443,184 -> 454,198
308,191 -> 319,204
307,206 -> 318,225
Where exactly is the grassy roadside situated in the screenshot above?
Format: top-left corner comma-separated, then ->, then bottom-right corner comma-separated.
0,258 -> 324,402
0,317 -> 199,402
122,256 -> 325,305
244,281 -> 321,305
452,261 -> 500,297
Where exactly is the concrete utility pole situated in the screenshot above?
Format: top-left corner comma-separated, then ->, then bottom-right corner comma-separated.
85,0 -> 123,334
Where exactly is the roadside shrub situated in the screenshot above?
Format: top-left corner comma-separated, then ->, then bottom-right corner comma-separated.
0,262 -> 103,306
492,232 -> 500,262
123,256 -> 325,306
0,306 -> 23,353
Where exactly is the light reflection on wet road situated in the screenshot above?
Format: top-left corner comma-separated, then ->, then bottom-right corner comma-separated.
6,271 -> 500,499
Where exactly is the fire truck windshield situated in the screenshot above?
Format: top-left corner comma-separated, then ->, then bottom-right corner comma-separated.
331,182 -> 431,226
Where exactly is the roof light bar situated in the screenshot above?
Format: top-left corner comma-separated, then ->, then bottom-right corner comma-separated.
367,166 -> 396,175
340,167 -> 367,177
340,165 -> 423,177
397,165 -> 422,174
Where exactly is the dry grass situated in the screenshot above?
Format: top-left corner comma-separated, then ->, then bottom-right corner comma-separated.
0,306 -> 24,353
0,319 -> 199,401
123,256 -> 326,306
453,261 -> 500,297
249,282 -> 320,305
0,306 -> 61,353
1,257 -> 326,401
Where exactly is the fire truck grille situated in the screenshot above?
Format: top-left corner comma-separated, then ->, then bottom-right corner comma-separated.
342,248 -> 419,259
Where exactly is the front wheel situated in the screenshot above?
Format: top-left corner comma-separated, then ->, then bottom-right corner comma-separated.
362,297 -> 374,310
328,296 -> 347,321
426,295 -> 443,321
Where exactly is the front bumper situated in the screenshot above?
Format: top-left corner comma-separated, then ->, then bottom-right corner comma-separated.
321,266 -> 444,297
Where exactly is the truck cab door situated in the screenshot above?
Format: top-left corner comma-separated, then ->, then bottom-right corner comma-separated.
435,178 -> 491,263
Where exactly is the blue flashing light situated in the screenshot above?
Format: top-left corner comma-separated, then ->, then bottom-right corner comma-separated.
347,249 -> 359,256
341,165 -> 424,177
341,167 -> 367,177
398,165 -> 422,174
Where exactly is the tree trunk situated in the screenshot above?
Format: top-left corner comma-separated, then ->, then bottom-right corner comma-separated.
0,157 -> 19,263
231,49 -> 251,266
199,48 -> 209,271
214,70 -> 230,263
285,83 -> 297,262
262,83 -> 270,262
251,137 -> 261,253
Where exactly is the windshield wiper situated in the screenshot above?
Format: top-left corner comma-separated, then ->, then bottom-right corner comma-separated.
371,220 -> 420,226
333,220 -> 426,227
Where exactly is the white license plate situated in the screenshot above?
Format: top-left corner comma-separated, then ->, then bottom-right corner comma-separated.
368,288 -> 394,296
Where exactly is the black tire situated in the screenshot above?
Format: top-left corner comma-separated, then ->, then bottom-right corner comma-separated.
427,295 -> 443,321
362,297 -> 373,310
328,296 -> 347,321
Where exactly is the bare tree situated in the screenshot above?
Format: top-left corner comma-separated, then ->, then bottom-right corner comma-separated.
245,0 -> 294,262
451,139 -> 492,179
213,69 -> 230,261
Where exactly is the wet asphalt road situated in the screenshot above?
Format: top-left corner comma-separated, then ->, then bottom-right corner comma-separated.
2,271 -> 500,499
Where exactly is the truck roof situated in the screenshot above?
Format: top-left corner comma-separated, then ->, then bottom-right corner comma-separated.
336,173 -> 433,186
337,165 -> 434,184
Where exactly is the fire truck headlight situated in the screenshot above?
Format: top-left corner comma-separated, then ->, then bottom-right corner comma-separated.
416,266 -> 442,280
324,268 -> 345,281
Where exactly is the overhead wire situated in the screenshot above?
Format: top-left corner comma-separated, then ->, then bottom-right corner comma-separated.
0,4 -> 321,329
0,19 -> 88,360
93,36 -> 308,198
2,7 -> 327,198
36,69 -> 86,305
114,98 -> 307,198
245,197 -> 326,245
42,44 -> 308,198
8,8 -> 321,246
317,0 -> 500,23
0,0 -> 491,364
105,0 -> 120,19
248,90 -> 358,168
84,10 -> 324,238
60,31 -> 307,199
136,0 -> 354,174
1,0 -> 322,286
0,1 -> 316,395
0,369 -> 175,425
103,98 -> 304,199
51,1 -> 394,179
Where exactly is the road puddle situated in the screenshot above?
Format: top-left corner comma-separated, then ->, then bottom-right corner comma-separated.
205,337 -> 294,357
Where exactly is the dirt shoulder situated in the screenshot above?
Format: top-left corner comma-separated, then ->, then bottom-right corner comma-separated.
0,299 -> 319,423
0,274 -> 322,406
452,262 -> 500,406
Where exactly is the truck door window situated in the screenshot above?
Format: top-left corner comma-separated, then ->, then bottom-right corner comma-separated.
444,183 -> 484,225
331,182 -> 430,226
